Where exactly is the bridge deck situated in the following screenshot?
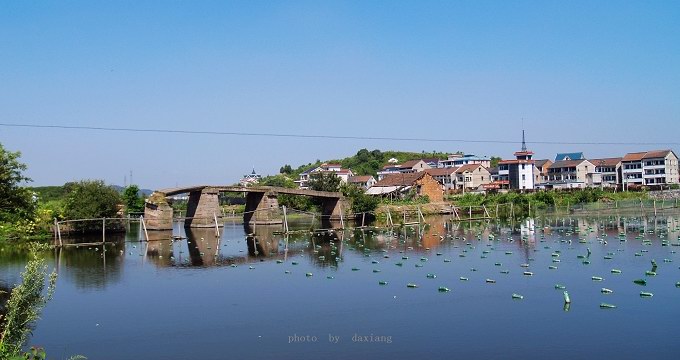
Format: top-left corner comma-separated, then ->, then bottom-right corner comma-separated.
157,185 -> 342,198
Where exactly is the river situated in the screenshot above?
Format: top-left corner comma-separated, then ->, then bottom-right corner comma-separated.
1,214 -> 679,359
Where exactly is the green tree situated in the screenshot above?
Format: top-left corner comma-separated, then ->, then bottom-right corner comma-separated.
122,185 -> 145,214
279,165 -> 293,175
490,156 -> 502,168
63,180 -> 121,228
341,184 -> 379,214
0,143 -> 35,222
307,172 -> 341,192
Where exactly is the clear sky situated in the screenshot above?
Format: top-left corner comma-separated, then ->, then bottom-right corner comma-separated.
1,0 -> 679,188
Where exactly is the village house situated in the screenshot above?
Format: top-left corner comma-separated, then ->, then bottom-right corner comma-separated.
424,167 -> 457,191
366,172 -> 443,202
295,163 -> 353,189
496,131 -> 536,190
541,159 -> 596,189
621,150 -> 679,188
376,159 -> 432,180
591,158 -> 622,188
439,153 -> 491,168
453,164 -> 491,191
348,175 -> 377,190
533,159 -> 552,185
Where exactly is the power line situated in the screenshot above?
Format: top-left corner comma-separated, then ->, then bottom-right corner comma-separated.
0,122 -> 678,146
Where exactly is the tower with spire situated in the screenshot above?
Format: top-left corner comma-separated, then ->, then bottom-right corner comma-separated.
497,130 -> 536,190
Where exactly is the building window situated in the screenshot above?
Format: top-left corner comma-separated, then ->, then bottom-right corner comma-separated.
522,174 -> 526,180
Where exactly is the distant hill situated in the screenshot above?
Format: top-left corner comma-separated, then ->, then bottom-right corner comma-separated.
110,185 -> 154,197
31,184 -> 153,201
279,148 -> 455,178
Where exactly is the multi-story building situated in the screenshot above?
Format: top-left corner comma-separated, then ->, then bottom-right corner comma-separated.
591,158 -> 622,188
453,164 -> 492,191
621,150 -> 679,187
439,154 -> 491,168
424,168 -> 457,191
295,163 -> 353,189
541,159 -> 596,189
376,159 -> 432,180
498,132 -> 535,190
533,159 -> 552,185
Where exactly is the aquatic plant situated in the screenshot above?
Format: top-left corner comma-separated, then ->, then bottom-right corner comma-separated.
0,243 -> 57,358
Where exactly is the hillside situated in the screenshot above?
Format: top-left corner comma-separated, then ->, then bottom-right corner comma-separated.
280,149 -> 454,177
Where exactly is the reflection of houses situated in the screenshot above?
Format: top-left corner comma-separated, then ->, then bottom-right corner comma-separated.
454,164 -> 491,191
621,150 -> 679,187
366,172 -> 443,202
591,158 -> 622,187
425,168 -> 457,191
295,163 -> 353,189
348,175 -> 377,189
439,154 -> 491,168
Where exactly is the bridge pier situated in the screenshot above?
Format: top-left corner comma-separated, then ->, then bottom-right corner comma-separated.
244,191 -> 282,225
321,198 -> 349,222
185,188 -> 221,228
144,192 -> 174,230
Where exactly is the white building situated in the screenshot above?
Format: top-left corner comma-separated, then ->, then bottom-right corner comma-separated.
295,163 -> 354,189
622,150 -> 679,188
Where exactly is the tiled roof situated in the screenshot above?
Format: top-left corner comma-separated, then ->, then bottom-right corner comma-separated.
455,164 -> 486,173
643,150 -> 673,159
555,152 -> 585,161
349,176 -> 373,183
591,158 -> 622,167
373,172 -> 425,187
622,152 -> 646,162
400,159 -> 424,168
551,159 -> 590,168
424,168 -> 456,176
534,159 -> 552,168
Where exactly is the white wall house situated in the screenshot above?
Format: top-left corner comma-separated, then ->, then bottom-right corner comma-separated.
622,150 -> 679,187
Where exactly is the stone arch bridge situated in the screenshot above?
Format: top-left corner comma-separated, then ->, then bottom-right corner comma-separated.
144,185 -> 347,230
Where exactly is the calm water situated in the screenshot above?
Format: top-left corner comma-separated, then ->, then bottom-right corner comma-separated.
2,214 -> 680,360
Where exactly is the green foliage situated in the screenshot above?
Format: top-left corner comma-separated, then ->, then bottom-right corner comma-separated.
284,149 -> 450,178
0,244 -> 57,358
0,143 -> 35,223
259,175 -> 313,210
307,172 -> 341,193
259,175 -> 296,189
279,165 -> 293,175
341,184 -> 379,214
122,185 -> 145,214
490,156 -> 502,168
63,180 -> 121,226
27,186 -> 68,203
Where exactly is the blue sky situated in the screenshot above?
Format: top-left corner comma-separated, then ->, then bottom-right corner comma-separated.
1,1 -> 679,188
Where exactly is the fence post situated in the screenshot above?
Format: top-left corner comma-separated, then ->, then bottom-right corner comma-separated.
282,206 -> 289,234
102,218 -> 106,244
55,218 -> 62,247
213,212 -> 220,237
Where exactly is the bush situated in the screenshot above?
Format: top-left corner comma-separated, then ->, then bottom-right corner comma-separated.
63,180 -> 121,230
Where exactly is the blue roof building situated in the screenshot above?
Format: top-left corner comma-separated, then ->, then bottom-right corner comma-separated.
555,152 -> 585,161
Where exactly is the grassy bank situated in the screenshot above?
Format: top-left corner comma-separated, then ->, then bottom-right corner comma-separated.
449,189 -> 648,209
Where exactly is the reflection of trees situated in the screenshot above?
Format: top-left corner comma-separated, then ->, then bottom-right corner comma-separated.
56,244 -> 123,290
